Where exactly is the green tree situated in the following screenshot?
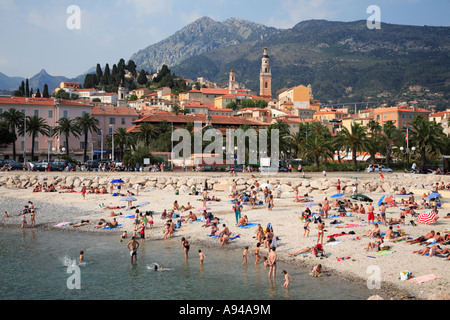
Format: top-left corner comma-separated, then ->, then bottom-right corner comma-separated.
108,127 -> 136,161
0,121 -> 16,146
336,122 -> 369,171
301,133 -> 334,168
102,63 -> 111,86
409,115 -> 445,166
52,117 -> 82,156
42,84 -> 50,98
135,122 -> 157,149
96,64 -> 103,85
127,60 -> 137,77
382,121 -> 399,168
75,113 -> 99,162
137,69 -> 148,85
0,108 -> 24,161
25,79 -> 30,97
19,115 -> 50,161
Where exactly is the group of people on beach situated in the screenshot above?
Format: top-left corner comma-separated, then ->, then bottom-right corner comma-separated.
5,201 -> 37,229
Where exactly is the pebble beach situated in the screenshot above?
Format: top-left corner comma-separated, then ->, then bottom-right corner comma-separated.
1,171 -> 449,300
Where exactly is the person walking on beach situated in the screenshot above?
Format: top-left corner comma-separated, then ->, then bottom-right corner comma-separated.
367,203 -> 375,224
317,220 -> 325,245
127,236 -> 140,263
81,184 -> 87,200
268,247 -> 277,280
254,243 -> 261,264
233,201 -> 242,225
379,202 -> 387,226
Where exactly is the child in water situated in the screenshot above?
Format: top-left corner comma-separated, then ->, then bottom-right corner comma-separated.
79,251 -> 84,263
199,250 -> 206,264
282,270 -> 294,288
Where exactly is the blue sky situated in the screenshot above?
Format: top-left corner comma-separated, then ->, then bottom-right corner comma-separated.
0,0 -> 448,79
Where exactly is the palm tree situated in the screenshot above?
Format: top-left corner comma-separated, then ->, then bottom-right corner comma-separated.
108,127 -> 136,161
52,117 -> 82,156
409,115 -> 445,166
0,108 -> 24,161
75,113 -> 99,162
135,122 -> 156,149
300,133 -> 334,168
382,121 -> 399,168
18,115 -> 50,161
265,120 -> 291,156
336,122 -> 369,171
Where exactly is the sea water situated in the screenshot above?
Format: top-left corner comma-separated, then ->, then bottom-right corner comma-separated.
0,228 -> 376,300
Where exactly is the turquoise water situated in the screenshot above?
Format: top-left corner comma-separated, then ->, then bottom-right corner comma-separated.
0,228 -> 376,300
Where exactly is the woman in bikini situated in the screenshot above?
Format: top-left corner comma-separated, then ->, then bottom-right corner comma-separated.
181,237 -> 190,259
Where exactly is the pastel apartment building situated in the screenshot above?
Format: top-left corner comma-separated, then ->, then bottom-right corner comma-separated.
0,96 -> 92,161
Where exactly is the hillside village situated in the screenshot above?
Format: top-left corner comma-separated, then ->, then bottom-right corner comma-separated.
0,47 -> 448,167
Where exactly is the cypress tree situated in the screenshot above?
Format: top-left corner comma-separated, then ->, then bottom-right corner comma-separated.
43,84 -> 50,98
25,79 -> 30,97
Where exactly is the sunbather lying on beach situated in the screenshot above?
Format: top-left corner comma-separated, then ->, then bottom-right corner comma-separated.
288,246 -> 314,256
413,244 -> 450,257
406,231 -> 435,244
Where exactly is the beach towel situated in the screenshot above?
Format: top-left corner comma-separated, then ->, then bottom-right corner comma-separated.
325,240 -> 343,247
374,250 -> 394,256
103,224 -> 122,230
406,274 -> 441,284
207,233 -> 241,240
54,222 -> 71,227
335,224 -> 364,229
237,223 -> 258,229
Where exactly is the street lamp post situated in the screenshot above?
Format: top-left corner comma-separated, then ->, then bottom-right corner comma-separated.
109,124 -> 115,162
400,146 -> 416,171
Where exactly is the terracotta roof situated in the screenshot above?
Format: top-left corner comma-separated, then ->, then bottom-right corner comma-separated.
201,88 -> 229,95
133,113 -> 265,127
92,105 -> 138,116
0,96 -> 54,106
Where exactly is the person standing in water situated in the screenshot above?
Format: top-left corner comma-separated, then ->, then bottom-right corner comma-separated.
268,246 -> 277,280
127,236 -> 140,263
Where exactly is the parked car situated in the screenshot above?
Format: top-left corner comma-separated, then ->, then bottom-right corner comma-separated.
199,165 -> 216,172
0,160 -> 25,170
365,164 -> 393,173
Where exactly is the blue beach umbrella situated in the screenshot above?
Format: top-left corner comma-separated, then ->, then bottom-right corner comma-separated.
110,179 -> 124,184
331,193 -> 344,198
378,195 -> 386,206
427,193 -> 441,199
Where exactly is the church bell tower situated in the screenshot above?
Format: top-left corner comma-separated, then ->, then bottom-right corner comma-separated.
259,47 -> 272,100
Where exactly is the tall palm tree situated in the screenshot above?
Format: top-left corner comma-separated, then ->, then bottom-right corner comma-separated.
0,108 -> 24,161
382,121 -> 399,168
108,127 -> 136,161
409,115 -> 445,166
300,133 -> 334,168
75,113 -> 99,162
52,117 -> 82,156
135,122 -> 156,149
336,122 -> 369,171
18,115 -> 50,161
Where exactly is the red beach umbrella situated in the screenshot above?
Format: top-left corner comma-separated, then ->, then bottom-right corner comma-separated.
417,211 -> 437,225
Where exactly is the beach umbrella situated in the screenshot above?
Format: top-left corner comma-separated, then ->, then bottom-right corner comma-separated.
120,196 -> 137,202
427,193 -> 441,199
260,183 -> 273,189
351,194 -> 373,202
417,211 -> 438,225
110,179 -> 124,184
378,195 -> 387,206
197,207 -> 211,211
331,193 -> 344,198
303,201 -> 317,207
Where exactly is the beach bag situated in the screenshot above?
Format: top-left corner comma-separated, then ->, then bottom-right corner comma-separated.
399,271 -> 412,281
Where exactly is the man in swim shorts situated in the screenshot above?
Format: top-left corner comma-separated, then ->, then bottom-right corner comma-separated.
127,236 -> 140,263
268,247 -> 277,280
367,203 -> 374,224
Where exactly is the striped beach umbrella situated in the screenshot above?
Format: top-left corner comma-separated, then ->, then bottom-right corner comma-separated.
417,211 -> 437,225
